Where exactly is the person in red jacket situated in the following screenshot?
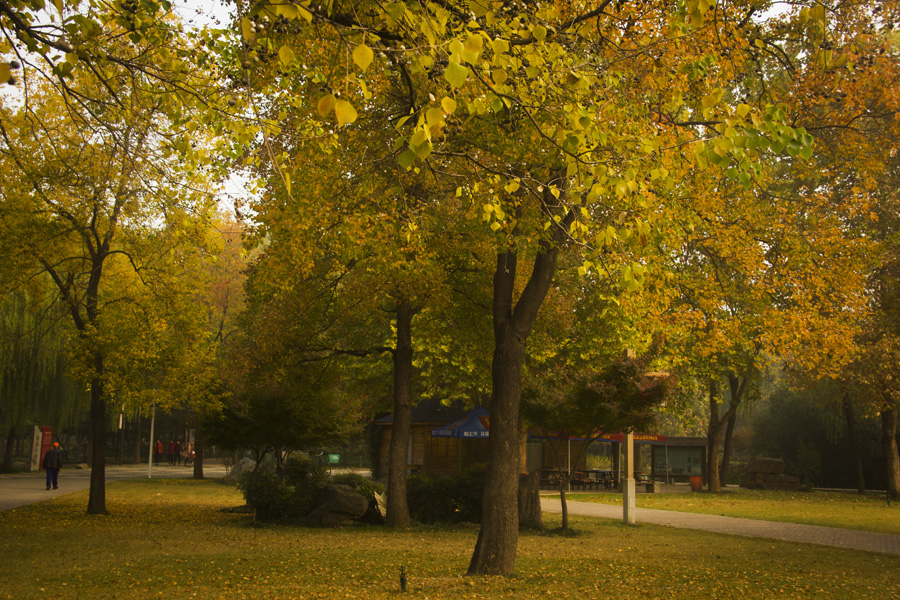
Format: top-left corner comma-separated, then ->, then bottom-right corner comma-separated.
154,440 -> 163,465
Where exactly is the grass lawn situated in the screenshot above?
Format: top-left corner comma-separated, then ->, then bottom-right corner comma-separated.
561,488 -> 900,535
1,479 -> 898,599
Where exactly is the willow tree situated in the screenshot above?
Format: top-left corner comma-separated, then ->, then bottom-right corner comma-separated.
0,291 -> 86,469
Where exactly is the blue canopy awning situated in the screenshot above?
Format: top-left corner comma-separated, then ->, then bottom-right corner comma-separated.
431,407 -> 490,438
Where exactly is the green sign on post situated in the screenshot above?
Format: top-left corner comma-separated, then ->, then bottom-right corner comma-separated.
328,454 -> 340,465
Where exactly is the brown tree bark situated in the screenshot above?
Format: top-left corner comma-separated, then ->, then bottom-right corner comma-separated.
469,286 -> 528,575
719,373 -> 742,485
517,472 -> 542,530
86,350 -> 107,515
193,432 -> 205,479
881,404 -> 900,500
719,409 -> 737,485
386,299 -> 414,528
842,393 -> 866,495
706,379 -> 722,493
133,412 -> 141,464
469,179 -> 570,575
2,425 -> 15,472
706,373 -> 746,492
84,248 -> 108,515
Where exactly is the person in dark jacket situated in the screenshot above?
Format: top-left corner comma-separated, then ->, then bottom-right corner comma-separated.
43,442 -> 63,490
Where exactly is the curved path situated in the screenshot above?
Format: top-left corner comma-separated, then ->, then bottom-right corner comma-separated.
541,497 -> 900,555
5,470 -> 897,556
0,463 -> 227,512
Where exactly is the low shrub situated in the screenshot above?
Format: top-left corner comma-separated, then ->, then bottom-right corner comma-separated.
237,468 -> 300,522
332,472 -> 385,499
239,459 -> 384,524
284,457 -> 330,514
406,464 -> 487,524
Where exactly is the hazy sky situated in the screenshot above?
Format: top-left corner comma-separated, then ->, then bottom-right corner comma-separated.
174,0 -> 236,30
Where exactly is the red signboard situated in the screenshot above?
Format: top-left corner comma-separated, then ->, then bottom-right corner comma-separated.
39,426 -> 53,470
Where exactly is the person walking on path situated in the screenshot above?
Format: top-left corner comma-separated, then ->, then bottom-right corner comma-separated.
42,442 -> 63,490
154,440 -> 163,465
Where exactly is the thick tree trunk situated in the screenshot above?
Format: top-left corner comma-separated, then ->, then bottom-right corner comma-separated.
706,380 -> 722,493
193,432 -> 204,479
469,313 -> 527,575
880,405 -> 900,500
707,374 -> 745,492
468,179 -> 569,576
386,300 -> 414,528
2,425 -> 15,472
719,406 -> 737,485
719,373 -> 744,486
470,244 -> 561,572
517,472 -> 542,530
275,445 -> 285,483
133,411 -> 141,464
559,487 -> 569,531
87,352 -> 107,515
842,394 -> 866,495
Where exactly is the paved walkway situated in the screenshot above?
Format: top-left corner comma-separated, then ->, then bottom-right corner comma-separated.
0,463 -> 227,512
541,497 -> 900,555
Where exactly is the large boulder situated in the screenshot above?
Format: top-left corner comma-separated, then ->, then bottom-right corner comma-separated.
307,484 -> 369,526
740,457 -> 801,491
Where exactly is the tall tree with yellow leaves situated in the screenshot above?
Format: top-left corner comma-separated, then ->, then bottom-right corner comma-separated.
213,0 -> 875,574
0,74 -> 219,514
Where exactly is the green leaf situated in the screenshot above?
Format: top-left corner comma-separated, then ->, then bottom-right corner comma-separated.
334,100 -> 358,126
278,44 -> 296,67
398,149 -> 416,169
384,3 -> 405,21
470,0 -> 490,18
410,128 -> 429,150
444,62 -> 469,88
464,33 -> 483,55
241,17 -> 254,40
425,107 -> 444,127
352,43 -> 374,72
316,94 -> 336,117
278,4 -> 298,19
441,96 -> 457,115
